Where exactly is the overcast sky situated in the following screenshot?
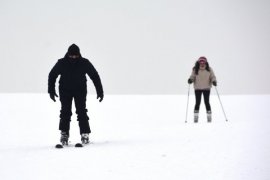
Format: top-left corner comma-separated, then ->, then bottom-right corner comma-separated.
1,0 -> 270,94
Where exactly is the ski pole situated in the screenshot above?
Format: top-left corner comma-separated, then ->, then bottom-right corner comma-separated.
214,86 -> 228,121
185,84 -> 191,123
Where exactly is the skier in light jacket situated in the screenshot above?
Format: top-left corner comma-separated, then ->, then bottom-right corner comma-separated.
188,56 -> 217,123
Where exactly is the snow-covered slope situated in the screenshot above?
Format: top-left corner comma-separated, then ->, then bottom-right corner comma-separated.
0,94 -> 269,180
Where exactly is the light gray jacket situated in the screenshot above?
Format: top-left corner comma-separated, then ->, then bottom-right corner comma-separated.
189,67 -> 216,90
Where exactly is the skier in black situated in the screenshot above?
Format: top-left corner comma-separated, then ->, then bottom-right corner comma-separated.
48,44 -> 103,145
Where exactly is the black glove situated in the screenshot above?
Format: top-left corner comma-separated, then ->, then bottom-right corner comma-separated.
49,92 -> 58,102
188,79 -> 193,84
97,94 -> 104,102
213,81 -> 217,86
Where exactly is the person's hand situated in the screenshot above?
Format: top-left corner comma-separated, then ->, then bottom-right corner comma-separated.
50,92 -> 58,102
188,79 -> 193,84
97,94 -> 104,102
213,81 -> 217,86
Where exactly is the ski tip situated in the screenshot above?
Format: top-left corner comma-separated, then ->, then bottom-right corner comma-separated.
55,144 -> 63,148
75,143 -> 83,148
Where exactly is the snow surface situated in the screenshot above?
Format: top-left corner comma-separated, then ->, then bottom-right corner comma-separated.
0,94 -> 270,180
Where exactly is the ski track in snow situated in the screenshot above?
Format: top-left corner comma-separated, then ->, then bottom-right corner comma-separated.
0,94 -> 270,180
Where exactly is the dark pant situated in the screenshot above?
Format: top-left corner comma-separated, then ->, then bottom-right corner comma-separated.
194,89 -> 211,112
59,90 -> 91,135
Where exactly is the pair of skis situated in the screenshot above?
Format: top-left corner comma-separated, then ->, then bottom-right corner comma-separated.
55,142 -> 87,148
56,133 -> 90,148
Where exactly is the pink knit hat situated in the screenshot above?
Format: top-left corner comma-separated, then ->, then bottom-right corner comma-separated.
198,56 -> 207,63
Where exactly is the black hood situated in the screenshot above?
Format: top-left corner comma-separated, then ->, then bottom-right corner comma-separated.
64,44 -> 82,58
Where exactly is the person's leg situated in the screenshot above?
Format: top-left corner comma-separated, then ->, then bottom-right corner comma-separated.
59,91 -> 73,135
194,90 -> 202,111
74,92 -> 91,135
194,90 -> 202,122
203,90 -> 211,112
203,90 -> 212,122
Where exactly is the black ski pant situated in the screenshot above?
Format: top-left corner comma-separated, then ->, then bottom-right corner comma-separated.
194,89 -> 211,112
59,90 -> 91,135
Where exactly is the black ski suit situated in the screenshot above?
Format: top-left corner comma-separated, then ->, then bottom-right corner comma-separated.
48,55 -> 103,134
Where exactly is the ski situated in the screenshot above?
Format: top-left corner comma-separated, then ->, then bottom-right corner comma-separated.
75,143 -> 83,147
55,144 -> 64,148
55,141 -> 71,148
75,141 -> 92,147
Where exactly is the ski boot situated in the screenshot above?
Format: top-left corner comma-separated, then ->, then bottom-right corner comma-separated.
81,133 -> 89,144
207,111 -> 212,123
194,110 -> 199,123
60,131 -> 69,145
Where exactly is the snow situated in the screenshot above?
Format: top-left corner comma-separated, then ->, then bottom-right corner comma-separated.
0,94 -> 270,180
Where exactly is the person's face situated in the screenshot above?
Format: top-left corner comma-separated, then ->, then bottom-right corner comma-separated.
199,61 -> 206,69
69,55 -> 79,59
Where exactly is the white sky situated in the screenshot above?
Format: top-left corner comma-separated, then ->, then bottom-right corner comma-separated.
1,0 -> 270,94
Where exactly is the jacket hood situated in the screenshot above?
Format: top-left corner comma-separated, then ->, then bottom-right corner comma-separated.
64,44 -> 82,58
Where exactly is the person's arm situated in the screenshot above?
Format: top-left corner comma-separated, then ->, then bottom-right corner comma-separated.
48,60 -> 61,101
188,69 -> 196,84
210,68 -> 217,86
85,60 -> 104,102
